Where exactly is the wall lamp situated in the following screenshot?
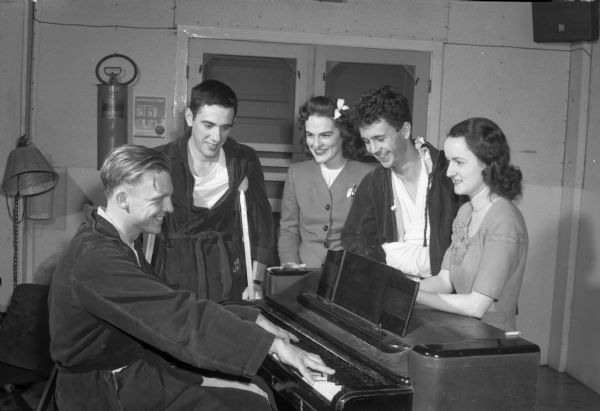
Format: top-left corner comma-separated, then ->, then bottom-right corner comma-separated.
1,135 -> 58,289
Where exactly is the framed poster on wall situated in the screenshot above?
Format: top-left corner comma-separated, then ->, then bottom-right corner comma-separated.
133,96 -> 166,138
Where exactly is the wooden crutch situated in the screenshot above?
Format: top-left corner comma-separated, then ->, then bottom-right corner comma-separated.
238,177 -> 255,300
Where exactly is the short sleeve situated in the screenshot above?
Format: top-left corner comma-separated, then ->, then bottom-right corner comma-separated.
472,217 -> 526,300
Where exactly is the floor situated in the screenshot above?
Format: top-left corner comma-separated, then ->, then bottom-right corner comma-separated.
535,366 -> 600,410
2,365 -> 599,410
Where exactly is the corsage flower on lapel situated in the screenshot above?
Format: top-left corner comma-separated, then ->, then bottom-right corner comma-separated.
346,184 -> 357,198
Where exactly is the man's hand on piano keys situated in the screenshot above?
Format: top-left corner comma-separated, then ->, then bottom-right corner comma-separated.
256,313 -> 299,342
268,338 -> 335,385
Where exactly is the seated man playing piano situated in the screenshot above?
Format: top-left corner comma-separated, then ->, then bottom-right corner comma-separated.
48,145 -> 333,411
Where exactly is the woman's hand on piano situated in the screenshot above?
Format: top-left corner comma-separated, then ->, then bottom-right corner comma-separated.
281,262 -> 307,270
268,338 -> 335,385
256,313 -> 299,342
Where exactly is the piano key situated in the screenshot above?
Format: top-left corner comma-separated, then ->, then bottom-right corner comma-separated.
312,380 -> 342,402
309,371 -> 329,382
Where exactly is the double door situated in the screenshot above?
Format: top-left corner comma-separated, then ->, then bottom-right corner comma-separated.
187,38 -> 431,211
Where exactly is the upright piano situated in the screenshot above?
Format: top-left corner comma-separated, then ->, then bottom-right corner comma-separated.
258,251 -> 540,411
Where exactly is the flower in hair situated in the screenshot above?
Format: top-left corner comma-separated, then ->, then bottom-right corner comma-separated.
334,98 -> 349,120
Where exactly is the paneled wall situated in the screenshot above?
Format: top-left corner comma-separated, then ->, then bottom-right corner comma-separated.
1,0 -> 598,394
567,40 -> 600,394
0,0 -> 29,308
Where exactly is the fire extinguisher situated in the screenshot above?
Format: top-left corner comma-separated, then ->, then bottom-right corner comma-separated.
96,53 -> 138,169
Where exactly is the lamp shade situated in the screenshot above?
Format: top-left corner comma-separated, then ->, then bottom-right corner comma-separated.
2,137 -> 58,197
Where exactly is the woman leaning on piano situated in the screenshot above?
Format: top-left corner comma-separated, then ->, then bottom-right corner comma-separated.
416,117 -> 528,332
278,96 -> 374,269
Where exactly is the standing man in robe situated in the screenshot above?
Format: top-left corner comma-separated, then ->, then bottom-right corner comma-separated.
153,80 -> 273,301
342,85 -> 465,279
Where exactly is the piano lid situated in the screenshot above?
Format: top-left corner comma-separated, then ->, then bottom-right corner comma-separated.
313,250 -> 420,338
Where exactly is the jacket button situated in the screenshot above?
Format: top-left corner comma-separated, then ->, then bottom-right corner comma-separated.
325,204 -> 331,210
324,242 -> 329,249
323,225 -> 328,231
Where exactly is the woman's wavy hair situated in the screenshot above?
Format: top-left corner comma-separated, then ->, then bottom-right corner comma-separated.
297,96 -> 366,160
448,117 -> 523,200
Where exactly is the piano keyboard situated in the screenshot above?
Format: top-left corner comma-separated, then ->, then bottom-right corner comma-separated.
261,309 -> 411,409
269,354 -> 343,402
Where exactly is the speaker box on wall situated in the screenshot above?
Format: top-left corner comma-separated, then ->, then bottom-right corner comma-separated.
532,1 -> 599,43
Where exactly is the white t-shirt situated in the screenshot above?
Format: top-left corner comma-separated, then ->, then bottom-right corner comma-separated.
191,148 -> 229,209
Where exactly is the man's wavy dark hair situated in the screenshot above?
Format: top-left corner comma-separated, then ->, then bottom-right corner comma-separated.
353,85 -> 412,130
